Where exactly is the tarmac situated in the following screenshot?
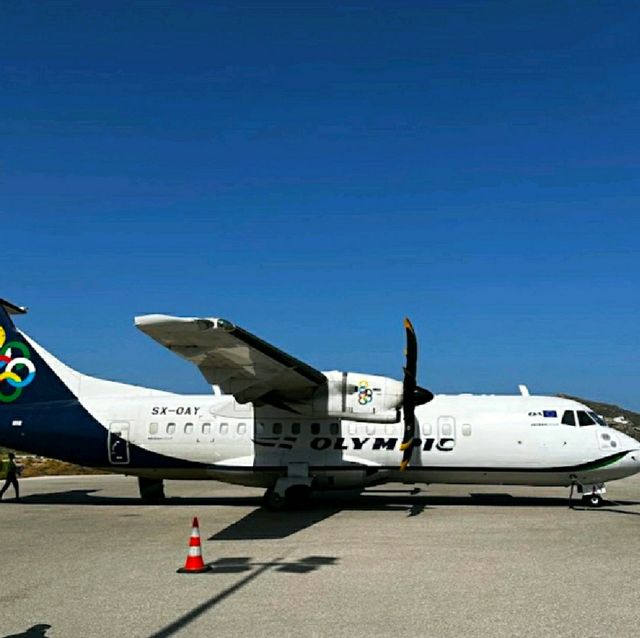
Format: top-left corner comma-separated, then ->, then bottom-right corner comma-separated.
2,474 -> 640,638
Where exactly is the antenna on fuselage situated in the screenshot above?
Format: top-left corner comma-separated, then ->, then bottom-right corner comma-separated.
518,384 -> 530,396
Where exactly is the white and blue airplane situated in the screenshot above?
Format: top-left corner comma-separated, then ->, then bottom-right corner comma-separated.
0,297 -> 638,509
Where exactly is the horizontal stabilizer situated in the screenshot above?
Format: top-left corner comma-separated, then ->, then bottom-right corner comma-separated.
0,298 -> 28,315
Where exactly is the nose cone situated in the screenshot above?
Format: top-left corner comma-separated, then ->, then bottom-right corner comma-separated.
620,434 -> 640,472
620,432 -> 640,452
628,450 -> 640,468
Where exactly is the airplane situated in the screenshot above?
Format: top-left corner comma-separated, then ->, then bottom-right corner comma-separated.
0,297 -> 638,510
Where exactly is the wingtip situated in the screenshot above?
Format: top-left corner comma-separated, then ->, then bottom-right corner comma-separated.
403,317 -> 414,332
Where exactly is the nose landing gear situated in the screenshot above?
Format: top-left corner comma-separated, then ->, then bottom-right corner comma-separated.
571,480 -> 606,508
582,492 -> 604,508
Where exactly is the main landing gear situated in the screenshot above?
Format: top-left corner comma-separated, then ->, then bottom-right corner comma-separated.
264,463 -> 314,511
138,477 -> 166,501
263,483 -> 312,511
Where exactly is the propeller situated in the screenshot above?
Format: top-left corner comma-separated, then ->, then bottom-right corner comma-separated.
399,318 -> 434,471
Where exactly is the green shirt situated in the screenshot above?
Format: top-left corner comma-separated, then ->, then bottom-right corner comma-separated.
5,458 -> 17,477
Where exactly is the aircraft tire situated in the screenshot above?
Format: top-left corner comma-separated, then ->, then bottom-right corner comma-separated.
582,493 -> 603,508
284,485 -> 312,508
138,477 -> 166,501
263,487 -> 286,511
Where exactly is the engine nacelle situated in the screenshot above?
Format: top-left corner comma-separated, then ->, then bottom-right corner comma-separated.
313,371 -> 403,423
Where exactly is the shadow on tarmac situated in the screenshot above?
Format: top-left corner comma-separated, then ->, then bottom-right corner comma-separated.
209,504 -> 344,539
21,487 -> 640,511
21,489 -> 263,508
1,624 -> 52,638
146,557 -> 337,638
18,489 -> 640,541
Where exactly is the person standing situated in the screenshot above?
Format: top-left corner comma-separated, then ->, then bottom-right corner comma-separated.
0,452 -> 21,502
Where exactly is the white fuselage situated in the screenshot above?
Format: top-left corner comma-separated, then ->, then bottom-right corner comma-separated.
83,391 -> 640,490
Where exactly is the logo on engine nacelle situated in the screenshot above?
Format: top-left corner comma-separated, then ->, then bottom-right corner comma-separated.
357,380 -> 374,406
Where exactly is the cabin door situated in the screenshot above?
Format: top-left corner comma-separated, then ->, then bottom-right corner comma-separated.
108,422 -> 131,464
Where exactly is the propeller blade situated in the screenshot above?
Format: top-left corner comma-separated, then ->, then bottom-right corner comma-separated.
399,318 -> 433,471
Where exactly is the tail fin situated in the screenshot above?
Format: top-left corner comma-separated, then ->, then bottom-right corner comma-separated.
0,298 -> 76,404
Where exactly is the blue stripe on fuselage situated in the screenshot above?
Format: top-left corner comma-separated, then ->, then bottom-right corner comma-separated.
0,400 -> 209,470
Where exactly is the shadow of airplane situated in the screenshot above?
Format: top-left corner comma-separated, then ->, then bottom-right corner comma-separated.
19,489 -> 640,542
22,487 -> 640,509
1,624 -> 52,638
21,489 -> 263,508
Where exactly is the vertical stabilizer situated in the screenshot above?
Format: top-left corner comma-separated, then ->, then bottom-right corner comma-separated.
0,299 -> 77,404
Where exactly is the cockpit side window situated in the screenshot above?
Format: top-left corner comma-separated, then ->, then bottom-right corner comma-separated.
588,411 -> 606,426
561,410 -> 576,426
577,411 -> 596,426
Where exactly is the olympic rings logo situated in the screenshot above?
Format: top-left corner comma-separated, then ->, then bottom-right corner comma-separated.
357,380 -> 373,406
0,327 -> 36,403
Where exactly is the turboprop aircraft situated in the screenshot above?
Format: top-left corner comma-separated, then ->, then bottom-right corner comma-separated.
0,297 -> 638,509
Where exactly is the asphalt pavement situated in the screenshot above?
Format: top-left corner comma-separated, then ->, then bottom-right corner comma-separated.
1,474 -> 640,638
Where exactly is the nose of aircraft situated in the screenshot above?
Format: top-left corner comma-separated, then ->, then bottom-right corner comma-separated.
620,433 -> 640,471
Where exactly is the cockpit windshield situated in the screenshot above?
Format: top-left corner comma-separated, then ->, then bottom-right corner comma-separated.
577,411 -> 596,426
561,410 -> 606,427
587,411 -> 606,426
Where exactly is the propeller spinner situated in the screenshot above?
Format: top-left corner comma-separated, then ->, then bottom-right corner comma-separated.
399,318 -> 434,471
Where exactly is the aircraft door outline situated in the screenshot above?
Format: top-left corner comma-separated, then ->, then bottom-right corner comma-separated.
108,421 -> 131,464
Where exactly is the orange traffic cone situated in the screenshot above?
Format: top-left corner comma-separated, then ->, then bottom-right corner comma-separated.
177,517 -> 212,573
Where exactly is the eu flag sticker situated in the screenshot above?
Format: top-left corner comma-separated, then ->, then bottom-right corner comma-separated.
543,410 -> 557,418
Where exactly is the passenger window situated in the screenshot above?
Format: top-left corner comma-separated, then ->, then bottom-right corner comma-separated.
184,423 -> 194,435
273,423 -> 282,435
561,411 -> 576,426
366,423 -> 375,436
202,423 -> 211,435
330,422 -> 339,435
238,423 -> 246,435
292,423 -> 301,435
462,423 -> 472,437
149,422 -> 158,435
311,423 -> 320,435
577,411 -> 596,426
220,422 -> 229,435
348,422 -> 357,435
166,422 -> 176,435
422,423 -> 432,436
256,422 -> 265,435
442,423 -> 452,436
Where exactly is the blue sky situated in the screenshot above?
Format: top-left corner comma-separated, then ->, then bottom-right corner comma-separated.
2,2 -> 639,408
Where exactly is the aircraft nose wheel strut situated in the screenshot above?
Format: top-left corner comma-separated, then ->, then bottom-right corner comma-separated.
582,493 -> 604,507
570,479 -> 606,508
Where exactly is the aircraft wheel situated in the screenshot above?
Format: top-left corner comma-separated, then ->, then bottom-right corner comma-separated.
264,487 -> 286,511
138,477 -> 165,501
285,485 -> 312,508
582,493 -> 603,508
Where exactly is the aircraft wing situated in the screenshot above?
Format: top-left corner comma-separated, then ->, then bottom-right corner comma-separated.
134,314 -> 326,407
